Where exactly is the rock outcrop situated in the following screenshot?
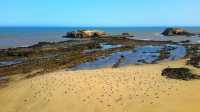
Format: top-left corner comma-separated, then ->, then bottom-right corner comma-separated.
162,67 -> 200,80
64,30 -> 107,38
121,33 -> 130,36
162,28 -> 195,36
187,56 -> 200,68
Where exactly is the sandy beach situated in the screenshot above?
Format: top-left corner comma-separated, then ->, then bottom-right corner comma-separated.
1,0 -> 200,112
0,59 -> 200,112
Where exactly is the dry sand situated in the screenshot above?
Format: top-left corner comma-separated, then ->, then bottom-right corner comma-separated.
0,59 -> 200,112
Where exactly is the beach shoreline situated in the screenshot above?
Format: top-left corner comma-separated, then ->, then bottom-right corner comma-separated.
1,0 -> 200,111
1,59 -> 200,112
0,28 -> 200,112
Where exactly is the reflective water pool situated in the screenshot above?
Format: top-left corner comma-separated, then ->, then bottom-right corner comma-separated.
72,44 -> 186,70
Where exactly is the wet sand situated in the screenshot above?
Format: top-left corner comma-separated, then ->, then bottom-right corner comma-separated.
0,59 -> 200,112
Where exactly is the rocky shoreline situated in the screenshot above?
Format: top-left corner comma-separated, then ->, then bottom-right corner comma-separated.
0,37 -> 173,74
0,28 -> 200,86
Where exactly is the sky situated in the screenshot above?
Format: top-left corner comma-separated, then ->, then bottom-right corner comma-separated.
0,0 -> 199,27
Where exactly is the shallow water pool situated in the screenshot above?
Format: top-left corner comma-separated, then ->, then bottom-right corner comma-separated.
72,44 -> 186,70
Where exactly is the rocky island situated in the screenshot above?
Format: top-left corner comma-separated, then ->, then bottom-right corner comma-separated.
63,30 -> 107,38
162,28 -> 196,36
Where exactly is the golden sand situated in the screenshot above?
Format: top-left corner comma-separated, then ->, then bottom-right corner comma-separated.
0,59 -> 200,112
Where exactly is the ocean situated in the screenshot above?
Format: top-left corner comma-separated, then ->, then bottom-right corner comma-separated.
0,27 -> 200,49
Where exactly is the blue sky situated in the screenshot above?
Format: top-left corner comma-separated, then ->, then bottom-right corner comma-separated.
0,0 -> 199,27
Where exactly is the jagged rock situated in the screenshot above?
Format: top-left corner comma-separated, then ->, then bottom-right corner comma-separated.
162,67 -> 200,80
29,42 -> 53,48
122,33 -> 130,36
180,40 -> 190,43
64,30 -> 107,38
187,56 -> 200,68
162,28 -> 195,36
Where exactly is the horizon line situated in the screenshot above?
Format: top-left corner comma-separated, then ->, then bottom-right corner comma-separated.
0,25 -> 200,28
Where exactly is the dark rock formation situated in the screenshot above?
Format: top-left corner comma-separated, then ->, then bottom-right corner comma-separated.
162,67 -> 200,80
64,30 -> 107,38
180,40 -> 190,43
122,33 -> 130,36
0,36 -> 182,80
162,28 -> 195,36
121,32 -> 134,37
187,56 -> 200,68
